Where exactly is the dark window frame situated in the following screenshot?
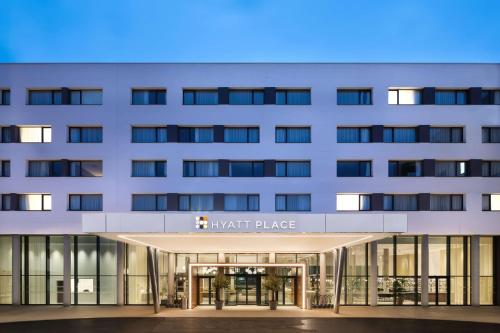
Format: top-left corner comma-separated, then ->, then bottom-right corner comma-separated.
435,90 -> 467,105
275,89 -> 311,105
223,127 -> 260,143
228,161 -> 264,177
430,194 -> 464,211
177,127 -> 214,143
388,161 -> 422,177
336,127 -> 372,143
228,89 -> 265,105
178,194 -> 215,211
183,89 -> 218,105
275,161 -> 311,177
275,126 -> 311,143
223,194 -> 260,211
131,89 -> 167,105
429,127 -> 464,143
131,194 -> 168,211
68,126 -> 103,143
0,160 -> 10,177
383,127 -> 417,143
337,89 -> 372,105
275,194 -> 311,212
0,89 -> 10,105
480,90 -> 500,105
482,127 -> 500,143
131,126 -> 168,143
131,160 -> 166,177
337,161 -> 372,177
383,194 -> 419,211
183,160 -> 219,177
68,194 -> 103,211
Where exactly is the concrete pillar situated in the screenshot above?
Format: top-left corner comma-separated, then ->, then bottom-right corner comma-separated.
471,235 -> 480,306
147,247 -> 160,313
168,252 -> 176,303
116,242 -> 125,305
369,241 -> 378,306
420,235 -> 429,307
333,247 -> 347,314
268,252 -> 276,264
218,252 -> 225,263
63,235 -> 71,306
319,252 -> 326,303
12,235 -> 21,305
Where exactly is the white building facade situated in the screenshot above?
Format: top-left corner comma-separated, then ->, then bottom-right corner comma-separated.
0,63 -> 499,308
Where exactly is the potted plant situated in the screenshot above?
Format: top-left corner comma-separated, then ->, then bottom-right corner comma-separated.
213,271 -> 230,310
263,273 -> 283,310
393,278 -> 408,305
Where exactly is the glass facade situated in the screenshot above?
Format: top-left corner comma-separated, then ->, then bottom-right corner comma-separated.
0,236 -> 12,304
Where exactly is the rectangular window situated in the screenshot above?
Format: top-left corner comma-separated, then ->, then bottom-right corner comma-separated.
224,127 -> 259,143
0,89 -> 10,105
28,90 -> 62,105
69,194 -> 103,211
388,89 -> 422,105
383,195 -> 418,211
178,127 -> 214,143
131,126 -> 167,143
131,89 -> 166,105
275,161 -> 311,177
337,127 -> 371,143
435,90 -> 467,105
27,160 -> 102,177
337,161 -> 372,177
178,194 -> 214,211
429,127 -> 464,143
228,90 -> 264,105
29,89 -> 102,105
275,127 -> 311,143
183,90 -> 218,105
18,126 -> 51,143
482,127 -> 500,143
183,161 -> 219,177
69,161 -> 103,177
435,161 -> 467,177
482,194 -> 500,211
481,90 -> 500,105
68,127 -> 103,143
275,194 -> 311,211
132,194 -> 167,211
229,161 -> 264,177
275,90 -> 311,105
430,194 -> 463,211
336,194 -> 371,211
224,194 -> 259,211
388,161 -> 422,177
482,161 -> 500,177
0,160 -> 10,177
16,194 -> 52,211
383,127 -> 417,143
131,161 -> 166,177
70,90 -> 102,105
337,89 -> 372,105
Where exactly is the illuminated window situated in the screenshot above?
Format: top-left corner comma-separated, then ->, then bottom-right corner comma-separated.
19,126 -> 51,143
336,194 -> 371,211
483,194 -> 500,211
388,89 -> 422,105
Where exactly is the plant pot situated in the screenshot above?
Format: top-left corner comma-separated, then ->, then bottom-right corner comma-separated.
269,300 -> 277,310
215,300 -> 223,310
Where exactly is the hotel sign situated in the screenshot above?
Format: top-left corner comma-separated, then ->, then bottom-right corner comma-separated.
195,215 -> 297,231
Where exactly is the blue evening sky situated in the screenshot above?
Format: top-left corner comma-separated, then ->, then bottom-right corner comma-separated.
0,0 -> 499,62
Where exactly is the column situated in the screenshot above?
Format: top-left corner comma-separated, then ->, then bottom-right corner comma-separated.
369,241 -> 378,306
167,252 -> 176,304
333,247 -> 347,314
12,235 -> 21,305
218,252 -> 225,263
268,252 -> 276,264
147,247 -> 160,313
471,235 -> 480,306
420,235 -> 429,307
116,242 -> 125,305
319,252 -> 326,304
63,235 -> 71,306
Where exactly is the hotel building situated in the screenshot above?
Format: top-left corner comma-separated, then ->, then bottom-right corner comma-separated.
0,63 -> 499,309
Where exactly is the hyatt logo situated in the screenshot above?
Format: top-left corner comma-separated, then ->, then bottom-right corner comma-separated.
195,216 -> 209,230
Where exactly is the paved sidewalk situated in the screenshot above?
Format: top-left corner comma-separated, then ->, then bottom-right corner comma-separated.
0,305 -> 499,324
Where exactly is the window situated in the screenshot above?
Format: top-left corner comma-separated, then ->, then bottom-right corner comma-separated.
229,161 -> 264,177
430,194 -> 463,211
337,127 -> 371,143
336,194 -> 371,211
337,89 -> 372,105
69,161 -> 103,177
183,90 -> 218,105
276,90 -> 311,105
482,161 -> 500,177
179,194 -> 214,211
481,90 -> 500,105
178,127 -> 213,143
28,90 -> 62,105
435,161 -> 467,177
337,161 -> 372,177
0,160 -> 10,177
383,195 -> 418,211
388,89 -> 422,105
383,127 -> 417,143
429,127 -> 464,143
0,194 -> 52,211
69,90 -> 102,105
224,194 -> 259,211
224,127 -> 259,143
131,126 -> 167,143
68,127 -> 103,143
183,161 -> 218,177
276,127 -> 311,143
132,194 -> 167,211
28,89 -> 102,105
276,161 -> 311,177
0,89 -> 10,105
275,194 -> 311,211
482,127 -> 500,143
228,90 -> 264,105
132,161 -> 166,177
132,89 -> 166,105
388,161 -> 422,177
435,90 -> 467,105
482,194 -> 500,211
18,126 -> 52,143
69,194 -> 103,211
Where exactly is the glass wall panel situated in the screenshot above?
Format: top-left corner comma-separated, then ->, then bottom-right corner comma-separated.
76,236 -> 97,304
377,238 -> 394,304
100,239 -> 117,304
27,236 -> 46,304
0,236 -> 12,304
345,244 -> 367,304
126,244 -> 149,304
479,237 -> 493,305
49,236 -> 64,304
449,236 -> 466,305
158,252 -> 168,304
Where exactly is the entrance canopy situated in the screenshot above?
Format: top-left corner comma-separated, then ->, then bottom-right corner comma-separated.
82,213 -> 407,252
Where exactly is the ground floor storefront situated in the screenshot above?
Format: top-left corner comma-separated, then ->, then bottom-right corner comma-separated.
0,234 -> 498,307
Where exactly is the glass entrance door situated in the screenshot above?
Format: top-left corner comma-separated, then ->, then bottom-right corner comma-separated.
198,277 -> 214,305
234,275 -> 260,305
429,276 -> 448,305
